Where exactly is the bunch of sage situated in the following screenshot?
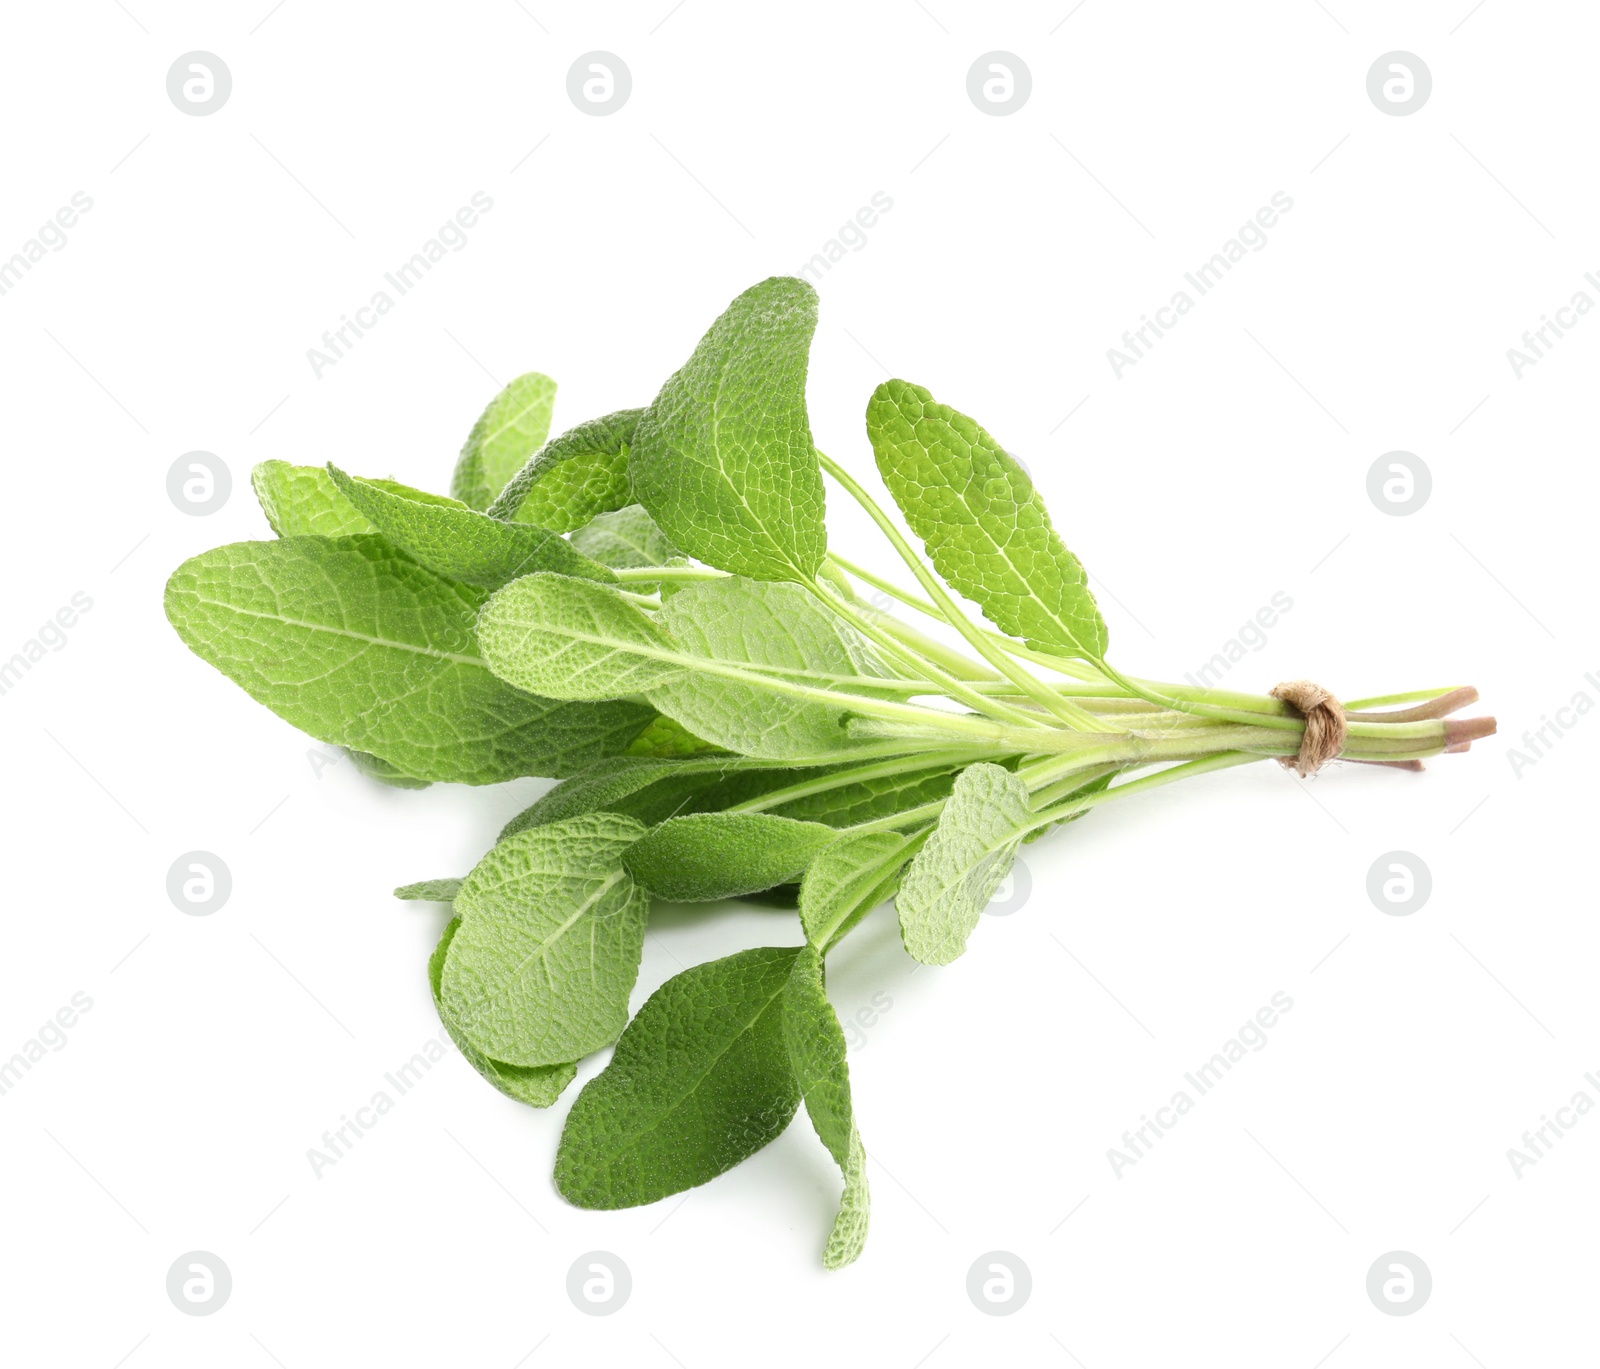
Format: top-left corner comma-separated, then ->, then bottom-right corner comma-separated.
167,277 -> 1493,1267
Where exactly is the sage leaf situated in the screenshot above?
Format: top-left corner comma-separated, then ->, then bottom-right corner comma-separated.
327,464 -> 614,589
251,460 -> 374,538
441,814 -> 649,1067
346,748 -> 432,789
164,537 -> 652,784
499,755 -> 801,838
630,277 -> 827,582
570,505 -> 683,571
477,572 -> 686,701
798,829 -> 919,949
394,878 -> 463,902
622,812 -> 837,901
866,379 -> 1109,660
650,577 -> 892,761
782,947 -> 869,1268
759,763 -> 959,828
555,947 -> 803,1208
624,714 -> 724,758
429,917 -> 577,1108
452,371 -> 558,510
486,408 -> 642,531
896,762 -> 1033,965
478,573 -> 895,763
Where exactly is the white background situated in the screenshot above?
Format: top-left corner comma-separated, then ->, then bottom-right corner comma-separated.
1,2 -> 1593,1365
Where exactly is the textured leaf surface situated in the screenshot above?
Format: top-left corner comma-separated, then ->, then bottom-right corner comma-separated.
650,577 -> 890,761
452,372 -> 558,510
441,814 -> 649,1067
499,756 -> 800,839
346,748 -> 431,789
394,878 -> 463,902
623,812 -> 837,901
759,764 -> 958,828
165,537 -> 652,784
798,829 -> 918,949
252,460 -> 374,538
624,714 -> 724,758
477,573 -> 686,701
866,379 -> 1108,659
570,505 -> 683,570
783,948 -> 869,1268
480,574 -> 892,762
487,409 -> 642,531
555,947 -> 803,1208
630,277 -> 826,582
328,464 -> 612,589
429,918 -> 577,1107
896,763 -> 1033,965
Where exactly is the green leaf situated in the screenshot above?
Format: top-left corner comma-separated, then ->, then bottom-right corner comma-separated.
624,714 -> 725,758
346,748 -> 431,789
798,829 -> 918,949
165,537 -> 652,784
759,763 -> 958,828
478,573 -> 894,762
630,277 -> 827,582
622,812 -> 837,901
452,372 -> 558,510
477,572 -> 686,701
782,947 -> 869,1268
429,917 -> 576,1108
251,460 -> 374,538
895,762 -> 1033,965
394,878 -> 463,902
555,947 -> 803,1209
650,577 -> 892,760
866,379 -> 1108,660
441,814 -> 649,1067
570,505 -> 683,570
499,755 -> 799,838
486,409 -> 643,531
327,464 -> 614,589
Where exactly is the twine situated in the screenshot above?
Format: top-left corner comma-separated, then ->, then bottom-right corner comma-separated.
1270,679 -> 1347,777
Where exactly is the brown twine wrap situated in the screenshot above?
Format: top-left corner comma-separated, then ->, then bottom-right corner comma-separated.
1270,679 -> 1347,777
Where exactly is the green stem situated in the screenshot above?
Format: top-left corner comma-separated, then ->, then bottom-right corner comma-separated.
803,580 -> 1049,730
817,454 -> 1116,732
722,748 -> 994,815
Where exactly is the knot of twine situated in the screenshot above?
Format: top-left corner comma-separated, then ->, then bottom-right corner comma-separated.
1270,679 -> 1347,777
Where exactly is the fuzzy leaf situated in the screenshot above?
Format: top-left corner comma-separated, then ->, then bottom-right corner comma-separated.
477,572 -> 686,701
328,464 -> 613,589
623,812 -> 837,901
394,878 -> 463,902
165,537 -> 652,784
630,277 -> 826,582
895,762 -> 1033,965
799,829 -> 919,949
555,947 -> 803,1208
479,573 -> 893,763
649,577 -> 892,761
346,748 -> 432,789
624,714 -> 725,758
866,379 -> 1108,660
251,460 -> 374,538
452,372 -> 558,510
783,947 -> 869,1268
487,409 -> 642,531
570,505 -> 683,570
429,918 -> 576,1108
441,814 -> 649,1067
499,755 -> 802,839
